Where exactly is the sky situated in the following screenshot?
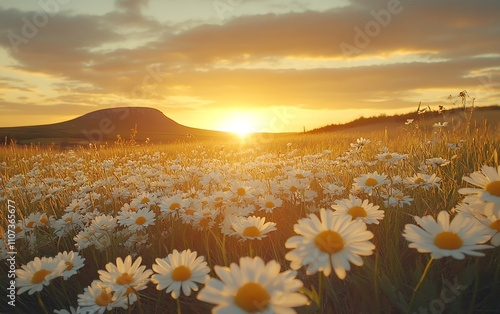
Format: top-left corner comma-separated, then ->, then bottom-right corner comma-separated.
0,0 -> 499,133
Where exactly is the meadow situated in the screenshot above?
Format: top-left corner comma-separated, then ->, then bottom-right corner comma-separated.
1,109 -> 499,313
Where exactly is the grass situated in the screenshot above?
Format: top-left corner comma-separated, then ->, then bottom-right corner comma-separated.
0,113 -> 499,313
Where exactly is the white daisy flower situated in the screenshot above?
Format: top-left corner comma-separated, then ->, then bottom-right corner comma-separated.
403,211 -> 493,259
459,165 -> 500,204
98,255 -> 153,298
77,280 -> 129,314
285,208 -> 375,279
118,208 -> 156,232
231,216 -> 277,241
351,171 -> 389,196
16,256 -> 66,295
151,249 -> 210,299
404,173 -> 441,190
56,251 -> 86,280
197,256 -> 308,314
331,195 -> 385,225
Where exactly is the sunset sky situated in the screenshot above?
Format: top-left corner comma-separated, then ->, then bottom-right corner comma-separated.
0,0 -> 499,133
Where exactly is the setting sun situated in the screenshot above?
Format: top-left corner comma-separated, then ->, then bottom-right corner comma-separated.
222,112 -> 258,136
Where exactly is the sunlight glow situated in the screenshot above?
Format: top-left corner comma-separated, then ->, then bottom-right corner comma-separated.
223,112 -> 258,137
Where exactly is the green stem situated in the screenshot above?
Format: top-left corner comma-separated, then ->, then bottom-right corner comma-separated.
318,271 -> 324,310
467,258 -> 480,314
36,291 -> 49,314
408,257 -> 434,313
176,297 -> 182,314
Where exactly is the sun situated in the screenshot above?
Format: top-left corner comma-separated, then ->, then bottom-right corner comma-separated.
223,112 -> 258,137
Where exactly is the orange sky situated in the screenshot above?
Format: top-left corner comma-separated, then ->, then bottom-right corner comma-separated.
0,0 -> 499,133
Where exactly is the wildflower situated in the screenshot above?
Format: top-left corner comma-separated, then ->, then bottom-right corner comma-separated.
352,171 -> 389,196
231,216 -> 277,241
459,165 -> 500,204
98,256 -> 153,297
78,280 -> 129,314
197,256 -> 308,313
404,173 -> 441,190
425,157 -> 450,169
118,208 -> 156,232
381,188 -> 413,208
16,257 -> 66,295
405,119 -> 414,125
375,152 -> 407,165
151,249 -> 210,299
285,208 -> 375,279
56,251 -> 86,280
433,122 -> 448,129
257,194 -> 283,213
403,211 -> 493,259
350,137 -> 371,149
331,195 -> 384,225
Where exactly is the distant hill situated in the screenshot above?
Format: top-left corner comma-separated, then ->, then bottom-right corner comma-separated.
0,107 -> 231,146
308,105 -> 500,134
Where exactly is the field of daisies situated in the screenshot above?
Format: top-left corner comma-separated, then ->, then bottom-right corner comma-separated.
1,117 -> 499,313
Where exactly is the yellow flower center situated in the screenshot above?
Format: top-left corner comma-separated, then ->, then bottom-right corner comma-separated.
65,217 -> 73,222
95,291 -> 113,307
135,216 -> 146,225
27,221 -> 35,228
40,217 -> 49,225
485,181 -> 500,197
265,201 -> 275,209
347,206 -> 367,219
234,282 -> 270,312
170,203 -> 181,211
140,197 -> 150,204
237,188 -> 246,196
489,219 -> 500,232
172,265 -> 192,281
65,261 -> 74,271
385,154 -> 393,159
15,226 -> 23,233
314,230 -> 344,254
185,209 -> 196,215
289,185 -> 298,193
365,178 -> 378,187
116,273 -> 134,285
295,173 -> 305,179
31,269 -> 51,284
414,177 -> 426,184
434,231 -> 463,250
243,226 -> 261,237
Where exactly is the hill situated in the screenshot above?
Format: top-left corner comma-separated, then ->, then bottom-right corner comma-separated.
308,105 -> 500,134
0,107 -> 231,146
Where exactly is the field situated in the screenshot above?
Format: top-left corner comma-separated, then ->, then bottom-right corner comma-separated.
1,112 -> 500,313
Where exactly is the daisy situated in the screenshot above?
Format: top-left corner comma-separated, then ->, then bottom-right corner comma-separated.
151,249 -> 210,299
257,194 -> 283,213
404,173 -> 441,190
459,165 -> 500,204
159,194 -> 189,218
98,255 -> 153,297
118,208 -> 156,232
375,152 -> 407,165
381,188 -> 413,208
351,171 -> 389,196
56,251 -> 86,280
78,280 -> 129,314
331,195 -> 384,225
402,211 -> 493,259
285,208 -> 375,279
197,256 -> 308,314
16,256 -> 66,295
231,216 -> 277,241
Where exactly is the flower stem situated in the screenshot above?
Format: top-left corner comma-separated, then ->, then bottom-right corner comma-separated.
408,257 -> 434,313
176,297 -> 182,314
36,291 -> 49,314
